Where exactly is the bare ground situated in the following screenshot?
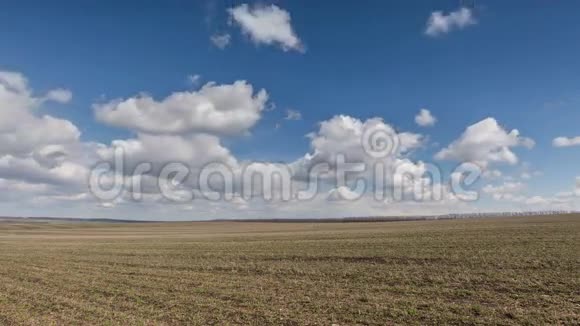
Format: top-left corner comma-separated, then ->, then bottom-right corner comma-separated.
0,215 -> 578,325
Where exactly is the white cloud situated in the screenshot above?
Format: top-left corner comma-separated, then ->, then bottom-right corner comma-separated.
519,170 -> 542,180
524,196 -> 549,205
2,70 -> 577,220
0,115 -> 80,156
327,186 -> 360,202
230,196 -> 248,209
210,33 -> 231,49
187,74 -> 201,87
0,70 -> 94,201
483,176 -> 580,209
295,115 -> 423,167
0,155 -> 89,189
482,181 -> 525,196
520,172 -> 532,180
284,109 -> 302,120
228,4 -> 304,52
0,71 -> 81,156
415,108 -> 436,127
425,7 -> 476,37
435,118 -> 534,168
97,133 -> 237,176
0,71 -> 28,92
482,169 -> 502,179
553,136 -> 580,148
553,177 -> 580,199
0,70 -> 458,219
521,195 -> 570,206
94,81 -> 268,136
290,115 -> 429,200
398,132 -> 425,153
45,88 -> 72,103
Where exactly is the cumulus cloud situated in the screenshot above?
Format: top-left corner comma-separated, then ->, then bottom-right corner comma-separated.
2,70 -> 575,219
97,133 -> 237,176
0,155 -> 89,189
0,71 -> 28,92
94,81 -> 268,136
0,70 -> 94,202
289,115 -> 435,203
425,7 -> 476,37
295,115 -> 424,167
0,71 -> 81,155
552,136 -> 580,148
210,33 -> 231,49
415,108 -> 436,127
228,4 -> 304,52
435,118 -> 534,168
0,70 -> 468,218
0,115 -> 80,156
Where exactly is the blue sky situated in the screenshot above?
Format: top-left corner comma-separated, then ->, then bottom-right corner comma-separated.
0,0 -> 579,219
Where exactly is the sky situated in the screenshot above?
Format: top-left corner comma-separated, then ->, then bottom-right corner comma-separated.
0,0 -> 579,220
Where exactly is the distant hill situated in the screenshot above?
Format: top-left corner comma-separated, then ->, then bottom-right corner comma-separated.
0,211 -> 577,224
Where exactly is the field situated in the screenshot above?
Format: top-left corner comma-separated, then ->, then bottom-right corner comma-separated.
0,215 -> 578,325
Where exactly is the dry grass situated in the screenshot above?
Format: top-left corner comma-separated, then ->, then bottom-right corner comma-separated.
0,215 -> 578,325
